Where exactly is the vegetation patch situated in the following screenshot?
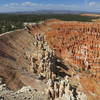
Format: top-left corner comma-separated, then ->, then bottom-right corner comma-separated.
0,14 -> 99,34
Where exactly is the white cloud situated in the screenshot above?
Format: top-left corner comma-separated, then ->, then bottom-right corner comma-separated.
1,2 -> 81,12
88,1 -> 96,6
21,2 -> 38,7
4,3 -> 18,7
0,1 -> 100,12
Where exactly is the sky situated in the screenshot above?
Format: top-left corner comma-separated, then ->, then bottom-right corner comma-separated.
0,0 -> 100,12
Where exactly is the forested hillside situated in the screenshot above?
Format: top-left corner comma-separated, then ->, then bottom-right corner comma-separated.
0,14 -> 98,34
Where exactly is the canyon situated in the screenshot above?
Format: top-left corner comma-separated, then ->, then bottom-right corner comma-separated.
0,19 -> 100,100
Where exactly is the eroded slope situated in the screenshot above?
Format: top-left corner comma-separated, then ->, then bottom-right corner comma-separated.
0,19 -> 100,100
0,29 -> 47,91
28,20 -> 100,100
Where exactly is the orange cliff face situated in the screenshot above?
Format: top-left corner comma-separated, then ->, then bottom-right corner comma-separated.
28,19 -> 100,100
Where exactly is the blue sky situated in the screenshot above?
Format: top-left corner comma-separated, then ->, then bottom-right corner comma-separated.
0,0 -> 100,12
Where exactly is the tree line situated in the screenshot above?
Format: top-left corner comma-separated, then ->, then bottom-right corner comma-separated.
0,14 -> 98,34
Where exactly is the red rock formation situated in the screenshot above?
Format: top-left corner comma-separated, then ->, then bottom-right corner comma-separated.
0,19 -> 100,100
28,19 -> 100,100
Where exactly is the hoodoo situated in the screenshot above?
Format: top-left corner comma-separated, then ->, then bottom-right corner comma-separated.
0,19 -> 100,100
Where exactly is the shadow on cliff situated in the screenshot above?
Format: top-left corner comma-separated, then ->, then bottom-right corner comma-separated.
52,56 -> 70,78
